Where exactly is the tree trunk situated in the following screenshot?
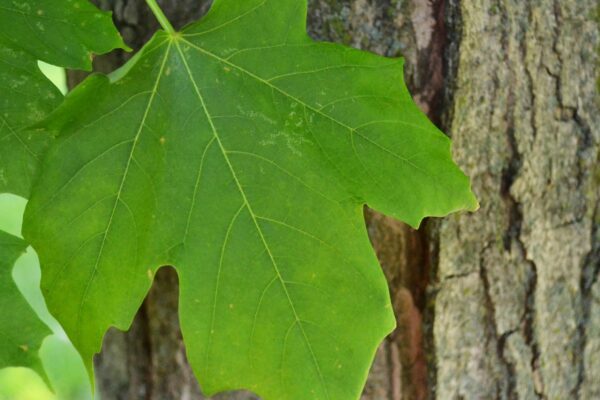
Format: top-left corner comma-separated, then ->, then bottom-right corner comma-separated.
68,1 -> 599,399
432,1 -> 599,399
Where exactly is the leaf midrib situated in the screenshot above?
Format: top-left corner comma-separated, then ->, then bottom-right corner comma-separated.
173,40 -> 330,399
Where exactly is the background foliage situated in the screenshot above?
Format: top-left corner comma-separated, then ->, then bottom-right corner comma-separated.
0,68 -> 91,400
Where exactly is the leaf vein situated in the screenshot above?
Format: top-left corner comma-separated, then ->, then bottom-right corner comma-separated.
72,42 -> 173,345
183,0 -> 267,38
204,202 -> 245,374
175,41 -> 330,399
180,38 -> 434,184
183,137 -> 216,244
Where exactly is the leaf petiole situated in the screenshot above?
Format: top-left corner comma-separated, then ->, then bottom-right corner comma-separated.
145,0 -> 176,34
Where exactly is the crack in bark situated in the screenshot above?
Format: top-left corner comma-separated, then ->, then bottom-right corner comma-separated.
501,122 -> 544,398
422,2 -> 463,397
422,222 -> 440,400
502,84 -> 544,400
137,304 -> 153,400
441,0 -> 462,129
478,242 -> 518,399
575,203 -> 600,397
498,1 -> 546,397
497,3 -> 542,396
574,109 -> 596,188
440,271 -> 477,281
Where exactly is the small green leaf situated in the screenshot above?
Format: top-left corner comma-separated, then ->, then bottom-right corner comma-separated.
0,0 -> 127,70
0,47 -> 61,198
0,0 -> 127,197
0,230 -> 51,380
24,1 -> 477,399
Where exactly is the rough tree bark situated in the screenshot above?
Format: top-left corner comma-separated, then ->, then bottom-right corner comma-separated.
68,1 -> 599,399
432,1 -> 599,399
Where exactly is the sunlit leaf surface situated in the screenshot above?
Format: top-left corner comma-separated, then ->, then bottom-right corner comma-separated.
24,1 -> 477,398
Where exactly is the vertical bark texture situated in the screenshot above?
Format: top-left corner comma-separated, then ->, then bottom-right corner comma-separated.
432,1 -> 599,399
74,0 -> 600,399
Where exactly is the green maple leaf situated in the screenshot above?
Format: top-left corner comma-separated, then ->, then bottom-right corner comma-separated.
0,229 -> 51,379
24,0 -> 478,398
0,0 -> 127,197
